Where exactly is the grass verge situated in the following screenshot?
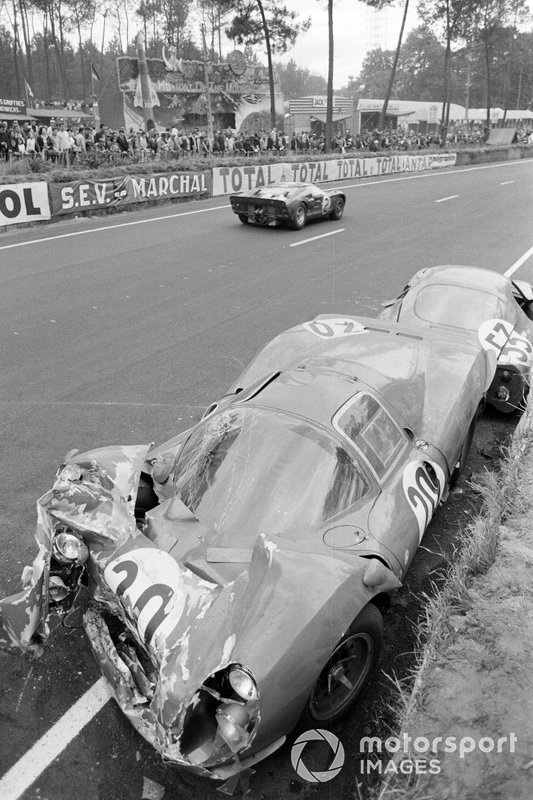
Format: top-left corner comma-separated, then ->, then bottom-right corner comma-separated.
371,389 -> 533,800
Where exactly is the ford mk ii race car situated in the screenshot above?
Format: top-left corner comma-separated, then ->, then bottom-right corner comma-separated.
379,265 -> 533,413
229,182 -> 346,229
0,314 -> 506,789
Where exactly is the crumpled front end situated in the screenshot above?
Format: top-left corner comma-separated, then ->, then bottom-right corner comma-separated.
82,602 -> 267,779
0,444 -> 151,655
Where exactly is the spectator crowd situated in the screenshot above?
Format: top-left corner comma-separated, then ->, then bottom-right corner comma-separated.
1,117 -> 532,166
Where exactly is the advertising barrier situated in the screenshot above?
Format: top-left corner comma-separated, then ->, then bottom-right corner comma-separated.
49,170 -> 211,216
0,182 -> 51,226
212,153 -> 458,196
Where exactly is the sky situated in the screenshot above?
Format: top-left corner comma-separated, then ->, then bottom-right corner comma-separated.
270,0 -> 533,91
269,0 -> 421,90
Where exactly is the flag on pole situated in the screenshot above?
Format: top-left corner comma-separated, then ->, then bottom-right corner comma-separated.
91,64 -> 100,82
25,79 -> 34,98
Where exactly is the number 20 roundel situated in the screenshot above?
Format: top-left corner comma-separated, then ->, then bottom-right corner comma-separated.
103,548 -> 214,658
403,460 -> 446,543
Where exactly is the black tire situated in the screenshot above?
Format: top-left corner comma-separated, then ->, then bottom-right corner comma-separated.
288,203 -> 307,230
135,474 -> 159,523
329,196 -> 345,220
451,415 -> 476,486
298,603 -> 383,729
238,214 -> 249,225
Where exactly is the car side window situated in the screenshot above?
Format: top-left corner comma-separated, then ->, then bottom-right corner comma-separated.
333,393 -> 407,480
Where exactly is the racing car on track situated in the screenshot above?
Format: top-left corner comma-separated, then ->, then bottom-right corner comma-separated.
229,182 -> 346,229
379,265 -> 533,413
0,313 -> 506,788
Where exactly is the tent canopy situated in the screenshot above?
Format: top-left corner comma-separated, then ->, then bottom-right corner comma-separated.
310,113 -> 352,123
0,112 -> 37,121
29,108 -> 95,120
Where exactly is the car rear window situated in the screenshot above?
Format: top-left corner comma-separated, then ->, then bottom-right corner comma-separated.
333,393 -> 406,479
413,285 -> 510,331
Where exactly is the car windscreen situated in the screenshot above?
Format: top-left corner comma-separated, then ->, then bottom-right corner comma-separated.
413,285 -> 509,331
173,407 -> 370,536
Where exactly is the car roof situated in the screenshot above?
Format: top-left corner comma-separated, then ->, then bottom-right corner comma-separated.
409,265 -> 513,299
235,320 -> 484,436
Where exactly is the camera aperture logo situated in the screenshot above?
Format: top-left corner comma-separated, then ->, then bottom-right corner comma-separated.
291,729 -> 345,783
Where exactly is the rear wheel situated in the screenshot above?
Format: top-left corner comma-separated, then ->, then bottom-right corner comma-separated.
238,214 -> 249,225
298,604 -> 383,729
329,197 -> 345,220
288,204 -> 307,230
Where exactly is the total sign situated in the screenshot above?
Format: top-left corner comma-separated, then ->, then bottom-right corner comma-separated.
0,182 -> 51,226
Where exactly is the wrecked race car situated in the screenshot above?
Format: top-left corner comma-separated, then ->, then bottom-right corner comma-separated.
379,265 -> 533,413
0,314 -> 505,786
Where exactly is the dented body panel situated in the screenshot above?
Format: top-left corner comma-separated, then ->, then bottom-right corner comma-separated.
0,311 -> 500,779
379,265 -> 533,413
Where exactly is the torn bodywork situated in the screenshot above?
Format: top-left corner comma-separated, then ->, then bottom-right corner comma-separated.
0,311 -> 497,780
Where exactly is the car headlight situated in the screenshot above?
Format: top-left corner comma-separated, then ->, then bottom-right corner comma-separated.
52,529 -> 89,564
228,666 -> 258,701
215,703 -> 251,753
178,663 -> 260,767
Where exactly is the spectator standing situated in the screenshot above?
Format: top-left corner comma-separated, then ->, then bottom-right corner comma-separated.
0,121 -> 8,159
93,123 -> 108,149
46,126 -> 60,161
74,127 -> 86,155
116,128 -> 130,155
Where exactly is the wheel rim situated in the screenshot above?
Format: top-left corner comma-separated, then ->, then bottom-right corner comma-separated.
308,632 -> 374,721
295,206 -> 305,225
335,200 -> 344,217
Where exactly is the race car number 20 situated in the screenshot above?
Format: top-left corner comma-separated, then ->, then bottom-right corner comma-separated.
104,548 -> 213,652
403,460 -> 446,542
304,317 -> 367,339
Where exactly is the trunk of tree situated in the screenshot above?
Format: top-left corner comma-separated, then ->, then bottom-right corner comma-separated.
18,0 -> 34,87
12,0 -> 22,96
484,29 -> 492,140
257,0 -> 277,130
379,0 -> 409,131
440,38 -> 451,144
325,0 -> 333,153
77,19 -> 87,100
49,5 -> 66,99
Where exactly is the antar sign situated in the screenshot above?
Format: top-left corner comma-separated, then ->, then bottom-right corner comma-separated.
0,182 -> 51,226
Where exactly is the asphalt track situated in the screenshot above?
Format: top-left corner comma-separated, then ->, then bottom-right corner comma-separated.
0,159 -> 532,800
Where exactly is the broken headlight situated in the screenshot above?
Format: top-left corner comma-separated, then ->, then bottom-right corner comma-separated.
49,527 -> 89,611
177,663 -> 260,767
52,529 -> 89,564
228,666 -> 258,701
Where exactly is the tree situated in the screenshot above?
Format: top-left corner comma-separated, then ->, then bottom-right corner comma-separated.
218,0 -> 310,129
357,49 -> 395,97
379,0 -> 410,128
465,0 -> 529,133
274,59 -> 326,98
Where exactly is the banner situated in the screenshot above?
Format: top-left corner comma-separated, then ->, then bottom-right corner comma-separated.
212,153 -> 458,196
49,171 -> 211,216
0,182 -> 50,226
